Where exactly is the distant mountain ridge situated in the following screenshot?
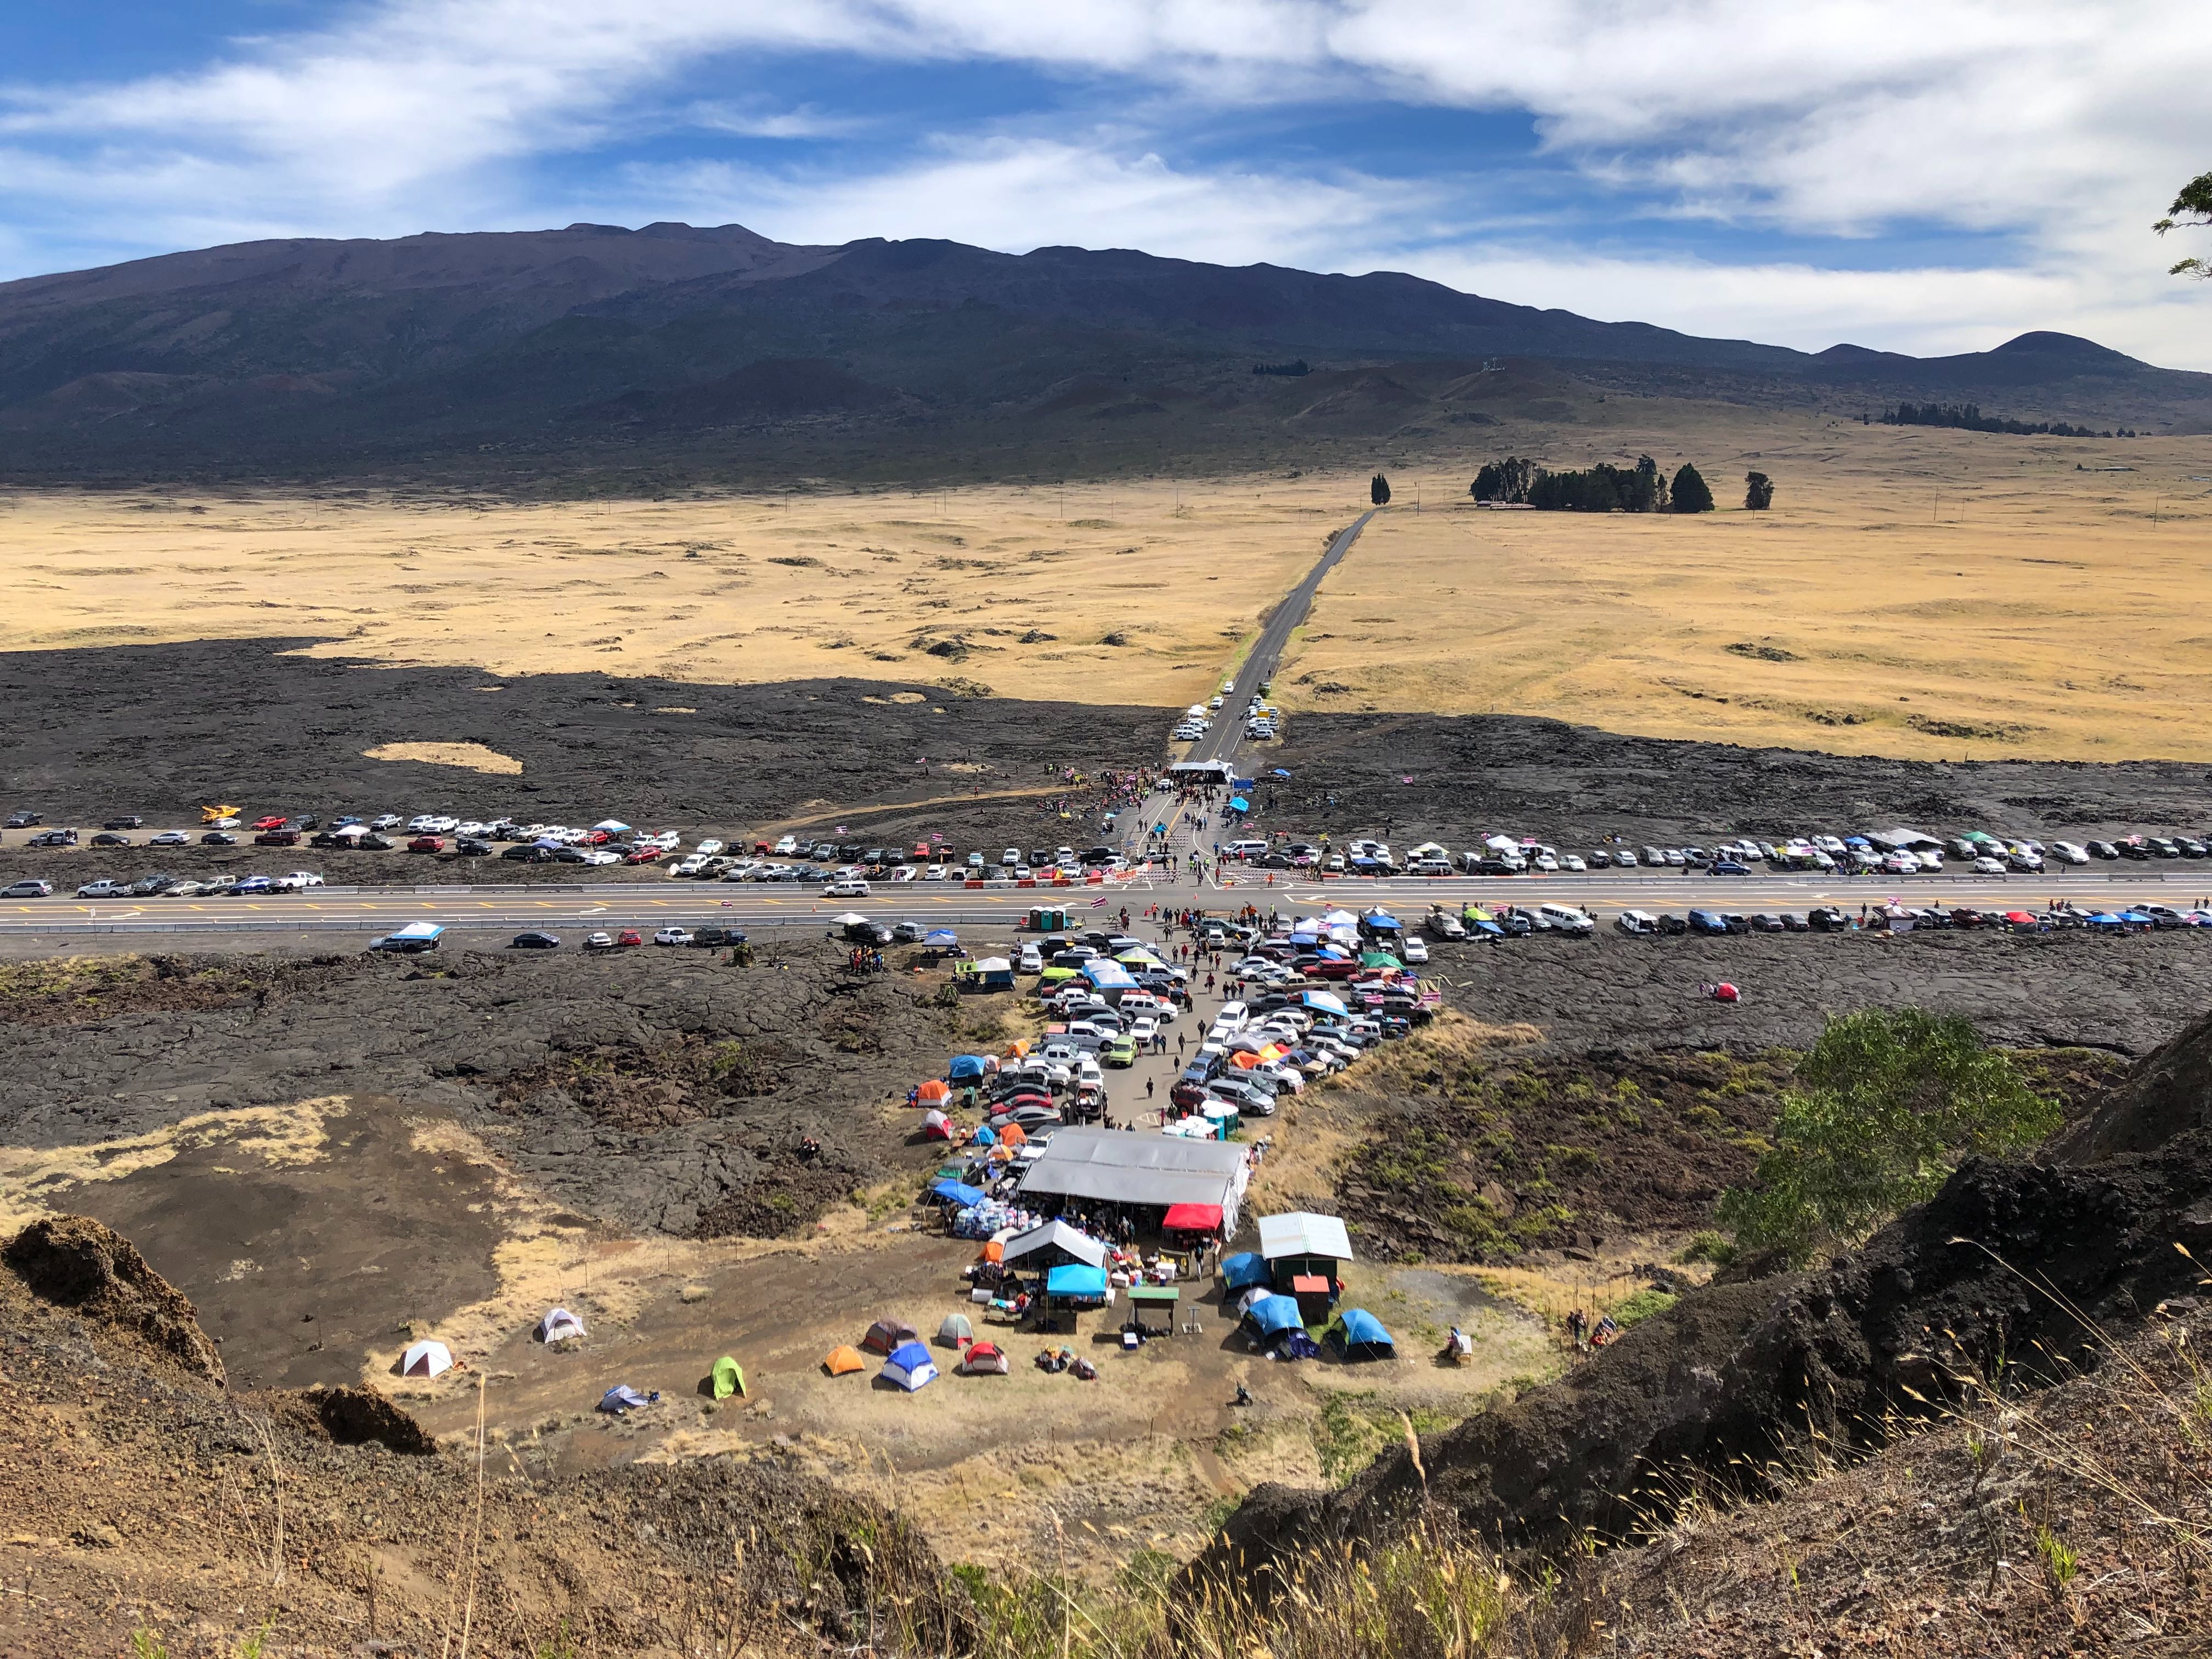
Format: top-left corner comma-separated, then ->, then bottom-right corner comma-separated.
1,221 -> 2203,482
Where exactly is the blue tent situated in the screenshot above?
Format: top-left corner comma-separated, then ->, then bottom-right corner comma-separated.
1046,1263 -> 1109,1300
1331,1308 -> 1396,1360
947,1055 -> 988,1082
1220,1252 -> 1271,1293
972,1125 -> 997,1146
1361,911 -> 1402,933
1229,797 -> 1250,811
1244,1294 -> 1305,1337
932,1180 -> 986,1206
1271,768 -> 1291,778
881,1340 -> 939,1391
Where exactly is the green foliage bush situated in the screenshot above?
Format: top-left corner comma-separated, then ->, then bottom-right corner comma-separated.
1717,1008 -> 2058,1264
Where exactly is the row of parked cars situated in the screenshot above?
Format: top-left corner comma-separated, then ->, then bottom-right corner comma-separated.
1171,678 -> 1280,745
1,872 -> 326,900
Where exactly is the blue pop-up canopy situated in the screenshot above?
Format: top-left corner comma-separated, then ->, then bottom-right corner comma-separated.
1046,1263 -> 1109,1300
1220,1252 -> 1271,1293
1245,1294 -> 1305,1336
932,1180 -> 986,1206
924,929 -> 959,945
1229,797 -> 1250,811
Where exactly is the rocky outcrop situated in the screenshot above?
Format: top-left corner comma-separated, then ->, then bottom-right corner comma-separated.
3,1214 -> 225,1384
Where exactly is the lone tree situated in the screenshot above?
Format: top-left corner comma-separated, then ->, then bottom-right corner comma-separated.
2155,167 -> 2212,277
1671,462 -> 1714,512
1744,470 -> 1775,511
1716,1008 -> 2058,1266
1370,473 -> 1392,506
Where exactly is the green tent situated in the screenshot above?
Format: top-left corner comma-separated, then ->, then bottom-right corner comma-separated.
1359,951 -> 1398,969
1038,965 -> 1080,984
712,1356 -> 745,1400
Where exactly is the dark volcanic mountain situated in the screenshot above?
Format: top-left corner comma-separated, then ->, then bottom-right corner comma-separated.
1,221 -> 2204,486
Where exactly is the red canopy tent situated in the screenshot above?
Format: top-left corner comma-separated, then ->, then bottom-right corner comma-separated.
1163,1202 -> 1224,1237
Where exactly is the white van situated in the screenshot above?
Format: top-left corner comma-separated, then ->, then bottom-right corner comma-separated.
1539,903 -> 1595,935
1615,910 -> 1658,935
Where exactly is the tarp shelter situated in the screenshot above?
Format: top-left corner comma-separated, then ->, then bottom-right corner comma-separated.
599,1385 -> 652,1414
1220,1252 -> 1272,1294
917,1079 -> 951,1104
1017,1126 -> 1250,1231
1002,1220 -> 1107,1271
881,1341 -> 939,1391
1300,990 -> 1350,1018
536,1307 -> 585,1344
401,1339 -> 453,1378
1047,1263 -> 1110,1302
1244,1294 -> 1305,1338
862,1318 -> 920,1355
711,1356 -> 746,1398
1867,827 -> 1945,850
1259,1212 -> 1354,1290
932,1179 -> 987,1207
938,1312 -> 974,1345
1330,1308 -> 1396,1361
1162,1202 -> 1224,1237
1080,958 -> 1138,993
922,1109 -> 956,1140
823,1346 -> 866,1376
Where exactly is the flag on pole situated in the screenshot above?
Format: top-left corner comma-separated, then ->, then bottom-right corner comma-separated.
1090,896 -> 1108,907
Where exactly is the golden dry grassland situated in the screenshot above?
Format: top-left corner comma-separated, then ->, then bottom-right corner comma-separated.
1283,409 -> 2212,760
2,403 -> 2206,758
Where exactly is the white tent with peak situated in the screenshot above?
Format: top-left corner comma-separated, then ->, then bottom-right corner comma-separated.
536,1307 -> 586,1344
400,1339 -> 454,1378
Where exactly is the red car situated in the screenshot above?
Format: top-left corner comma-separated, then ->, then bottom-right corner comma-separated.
407,835 -> 444,854
253,829 -> 301,847
582,828 -> 612,845
251,815 -> 288,832
624,847 -> 664,865
616,929 -> 644,948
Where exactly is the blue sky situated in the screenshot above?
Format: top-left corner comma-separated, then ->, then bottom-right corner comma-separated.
2,1 -> 2205,366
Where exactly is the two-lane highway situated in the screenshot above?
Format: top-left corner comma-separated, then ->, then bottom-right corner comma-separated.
0,866 -> 2203,946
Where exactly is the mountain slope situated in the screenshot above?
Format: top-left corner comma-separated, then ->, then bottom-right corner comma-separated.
2,220 -> 2204,482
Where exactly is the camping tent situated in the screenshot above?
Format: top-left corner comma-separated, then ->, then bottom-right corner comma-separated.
823,1346 -> 866,1376
1046,1262 -> 1110,1302
947,1055 -> 989,1083
535,1307 -> 585,1344
862,1317 -> 920,1355
922,1109 -> 956,1141
1243,1294 -> 1305,1339
1002,1220 -> 1107,1271
938,1312 -> 974,1346
917,1079 -> 951,1105
401,1339 -> 453,1378
711,1356 -> 746,1398
881,1340 -> 940,1391
599,1385 -> 652,1414
1330,1308 -> 1396,1362
1220,1252 -> 1272,1294
956,1341 -> 1010,1376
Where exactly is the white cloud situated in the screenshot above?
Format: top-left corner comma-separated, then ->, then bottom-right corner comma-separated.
0,0 -> 2204,363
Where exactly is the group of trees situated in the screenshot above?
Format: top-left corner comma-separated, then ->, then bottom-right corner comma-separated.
1467,454 -> 1736,512
1875,402 -> 2132,438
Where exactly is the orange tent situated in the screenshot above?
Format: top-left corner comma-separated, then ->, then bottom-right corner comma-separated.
982,1239 -> 1006,1263
917,1080 -> 951,1105
997,1123 -> 1029,1148
822,1346 -> 866,1376
1003,1040 -> 1031,1059
1229,1051 -> 1261,1070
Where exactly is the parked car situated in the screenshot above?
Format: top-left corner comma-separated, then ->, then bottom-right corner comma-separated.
77,879 -> 133,898
201,831 -> 237,847
822,879 -> 870,898
2,879 -> 51,898
509,931 -> 561,949
4,811 -> 41,829
90,832 -> 132,847
653,928 -> 695,946
149,830 -> 189,847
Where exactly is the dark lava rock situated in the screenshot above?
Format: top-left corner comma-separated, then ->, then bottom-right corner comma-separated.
3,1214 -> 225,1384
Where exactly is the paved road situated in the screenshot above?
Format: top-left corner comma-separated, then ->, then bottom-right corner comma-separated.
0,867 -> 2202,944
1120,508 -> 1379,871
1187,507 -> 1379,767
